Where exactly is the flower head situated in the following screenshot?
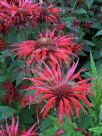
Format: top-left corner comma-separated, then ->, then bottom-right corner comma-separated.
32,3 -> 61,26
0,116 -> 19,136
0,116 -> 39,136
25,61 -> 92,126
12,30 -> 81,66
72,19 -> 80,29
84,22 -> 93,29
3,80 -> 28,107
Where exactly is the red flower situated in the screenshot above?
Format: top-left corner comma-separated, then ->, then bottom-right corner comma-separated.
0,116 -> 39,136
0,39 -> 9,50
32,3 -> 61,26
3,80 -> 28,107
72,19 -> 80,29
12,30 -> 81,66
0,116 -> 19,136
84,22 -> 93,29
0,0 -> 36,27
25,61 -> 92,126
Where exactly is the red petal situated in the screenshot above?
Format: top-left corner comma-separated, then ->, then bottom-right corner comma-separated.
66,61 -> 78,81
36,94 -> 54,115
63,98 -> 71,119
69,97 -> 86,118
74,94 -> 91,107
58,100 -> 64,127
42,97 -> 55,118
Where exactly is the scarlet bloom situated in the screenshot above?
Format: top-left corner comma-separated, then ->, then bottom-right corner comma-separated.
3,80 -> 28,107
0,39 -> 9,50
84,22 -> 93,29
32,3 -> 61,26
0,116 -> 39,136
0,0 -> 36,27
25,61 -> 92,126
72,19 -> 80,29
12,30 -> 81,65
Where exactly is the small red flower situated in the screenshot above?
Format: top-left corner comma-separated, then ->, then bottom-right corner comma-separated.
0,116 -> 39,136
25,61 -> 92,126
3,80 -> 28,107
12,30 -> 81,66
32,3 -> 61,26
0,116 -> 19,136
72,19 -> 80,29
0,39 -> 9,50
84,22 -> 93,29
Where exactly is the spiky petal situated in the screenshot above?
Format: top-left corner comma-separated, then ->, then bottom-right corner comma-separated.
25,62 -> 92,126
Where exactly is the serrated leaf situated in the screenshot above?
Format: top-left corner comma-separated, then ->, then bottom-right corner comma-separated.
92,22 -> 102,29
76,8 -> 86,14
90,52 -> 97,77
95,29 -> 102,37
89,127 -> 102,134
85,0 -> 93,9
100,6 -> 102,12
99,104 -> 102,121
84,40 -> 95,46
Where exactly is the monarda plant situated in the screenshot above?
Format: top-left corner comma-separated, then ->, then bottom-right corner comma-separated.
0,0 -> 94,136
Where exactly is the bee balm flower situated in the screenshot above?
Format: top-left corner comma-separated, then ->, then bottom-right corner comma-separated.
25,61 -> 92,126
12,30 -> 81,66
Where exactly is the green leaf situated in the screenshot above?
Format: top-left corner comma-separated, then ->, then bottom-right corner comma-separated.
0,75 -> 8,82
92,22 -> 102,29
0,106 -> 17,121
89,127 -> 102,134
90,52 -> 97,77
76,8 -> 86,14
84,40 -> 95,46
62,17 -> 75,29
85,0 -> 93,9
99,104 -> 102,121
95,30 -> 102,37
100,6 -> 102,12
80,115 -> 93,129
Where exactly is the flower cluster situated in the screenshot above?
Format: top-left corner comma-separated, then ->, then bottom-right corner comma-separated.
0,0 -> 93,135
3,80 -> 28,107
0,0 -> 60,32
